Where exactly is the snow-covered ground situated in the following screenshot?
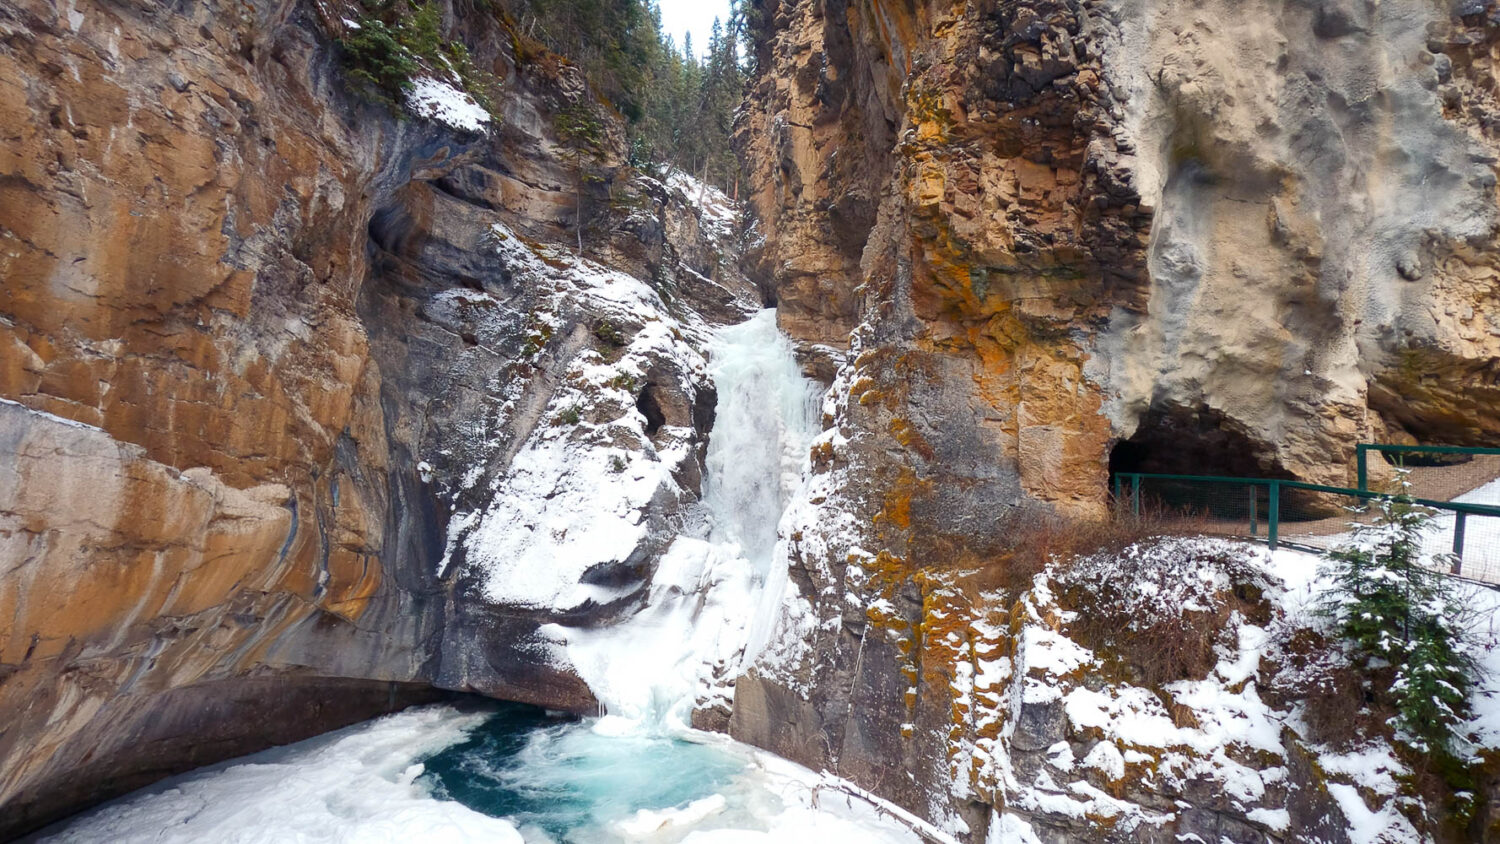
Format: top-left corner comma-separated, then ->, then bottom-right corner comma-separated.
1288,476 -> 1500,585
968,537 -> 1500,843
38,706 -> 942,844
1428,476 -> 1500,583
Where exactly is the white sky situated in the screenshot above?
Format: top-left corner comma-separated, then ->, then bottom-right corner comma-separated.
658,0 -> 731,58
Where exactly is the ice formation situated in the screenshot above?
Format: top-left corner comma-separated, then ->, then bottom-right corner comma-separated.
40,706 -> 940,843
544,309 -> 824,729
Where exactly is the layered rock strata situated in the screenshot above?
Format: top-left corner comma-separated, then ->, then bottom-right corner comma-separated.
734,0 -> 1500,838
0,0 -> 755,835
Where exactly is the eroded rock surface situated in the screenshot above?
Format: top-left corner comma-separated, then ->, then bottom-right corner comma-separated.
0,0 -> 755,835
733,0 -> 1500,838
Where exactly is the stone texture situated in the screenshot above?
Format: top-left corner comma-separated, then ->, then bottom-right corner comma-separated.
0,0 -> 756,835
733,0 -> 1500,838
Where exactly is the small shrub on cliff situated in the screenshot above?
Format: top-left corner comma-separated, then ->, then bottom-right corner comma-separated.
592,319 -> 624,347
340,15 -> 421,105
1055,536 -> 1273,686
1266,626 -> 1385,748
338,2 -> 498,114
977,500 -> 1207,596
1317,474 -> 1481,755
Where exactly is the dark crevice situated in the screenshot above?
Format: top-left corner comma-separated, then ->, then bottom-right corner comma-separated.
1108,404 -> 1312,518
635,385 -> 666,436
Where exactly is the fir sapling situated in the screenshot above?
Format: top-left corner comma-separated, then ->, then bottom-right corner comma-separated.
1317,470 -> 1481,753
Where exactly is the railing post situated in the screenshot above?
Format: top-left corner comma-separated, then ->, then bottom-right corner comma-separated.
1356,445 -> 1368,493
1267,481 -> 1279,551
1452,512 -> 1467,575
1249,485 -> 1258,537
1131,474 -> 1141,518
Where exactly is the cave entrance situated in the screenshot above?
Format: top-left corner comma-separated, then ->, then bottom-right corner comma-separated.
1109,405 -> 1275,478
635,385 -> 667,437
1108,405 -> 1290,523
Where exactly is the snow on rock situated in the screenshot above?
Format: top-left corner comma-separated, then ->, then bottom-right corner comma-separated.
406,75 -> 491,133
463,417 -> 678,609
1328,783 -> 1422,844
1079,740 -> 1125,781
929,537 -> 1500,842
986,812 -> 1044,844
665,169 -> 740,244
0,396 -> 105,432
452,223 -> 711,611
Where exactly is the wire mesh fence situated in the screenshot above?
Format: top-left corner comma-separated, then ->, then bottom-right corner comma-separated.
1357,445 -> 1500,500
1113,470 -> 1500,586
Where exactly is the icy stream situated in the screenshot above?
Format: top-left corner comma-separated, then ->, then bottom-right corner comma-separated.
37,703 -> 932,843
38,312 -> 935,843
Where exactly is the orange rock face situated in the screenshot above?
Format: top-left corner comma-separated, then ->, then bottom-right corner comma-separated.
732,0 -> 1500,833
0,2 -> 409,829
740,0 -> 1150,528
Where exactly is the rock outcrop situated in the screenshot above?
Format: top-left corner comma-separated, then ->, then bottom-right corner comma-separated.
733,0 -> 1500,838
0,0 -> 755,835
7,0 -> 1500,839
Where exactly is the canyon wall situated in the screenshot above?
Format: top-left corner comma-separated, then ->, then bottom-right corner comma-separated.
5,0 -> 1500,839
733,0 -> 1500,837
0,0 -> 754,835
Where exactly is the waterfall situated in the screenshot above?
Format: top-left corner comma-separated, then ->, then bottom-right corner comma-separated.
703,309 -> 823,581
702,309 -> 823,671
549,309 -> 822,731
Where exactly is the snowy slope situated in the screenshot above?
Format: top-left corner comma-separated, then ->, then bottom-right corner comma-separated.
958,538 -> 1500,842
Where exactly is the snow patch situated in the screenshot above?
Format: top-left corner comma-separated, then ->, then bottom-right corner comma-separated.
406,76 -> 490,132
37,707 -> 522,843
0,397 -> 105,432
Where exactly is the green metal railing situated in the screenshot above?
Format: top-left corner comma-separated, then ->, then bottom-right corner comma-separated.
1111,471 -> 1500,581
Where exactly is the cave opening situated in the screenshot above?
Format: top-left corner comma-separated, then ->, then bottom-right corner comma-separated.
1109,406 -> 1276,479
1108,405 -> 1292,521
635,385 -> 667,437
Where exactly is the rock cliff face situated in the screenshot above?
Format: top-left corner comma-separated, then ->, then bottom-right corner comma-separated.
733,0 -> 1500,838
7,0 -> 1500,839
0,0 -> 754,835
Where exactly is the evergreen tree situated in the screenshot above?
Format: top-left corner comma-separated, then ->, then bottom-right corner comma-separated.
1318,472 -> 1480,753
501,0 -> 747,191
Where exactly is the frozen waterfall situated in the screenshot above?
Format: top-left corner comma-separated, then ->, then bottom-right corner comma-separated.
703,309 -> 824,571
547,309 -> 823,729
703,309 -> 823,673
